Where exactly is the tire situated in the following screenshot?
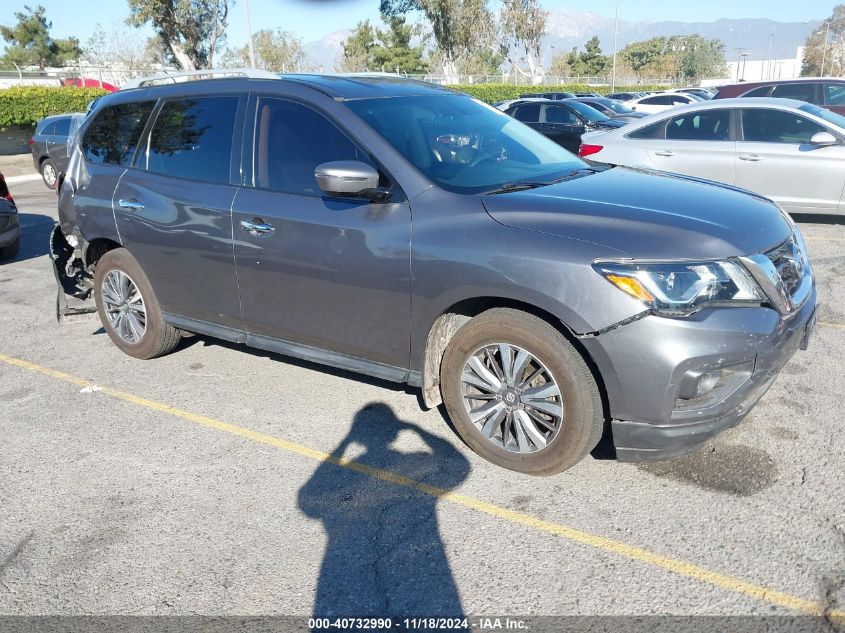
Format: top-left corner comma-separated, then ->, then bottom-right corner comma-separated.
0,235 -> 20,261
93,248 -> 181,360
440,308 -> 604,475
40,159 -> 58,189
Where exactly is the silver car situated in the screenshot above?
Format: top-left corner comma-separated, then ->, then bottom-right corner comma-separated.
580,97 -> 845,214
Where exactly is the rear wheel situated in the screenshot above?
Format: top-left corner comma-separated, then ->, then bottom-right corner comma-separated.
94,248 -> 181,359
40,159 -> 58,189
440,308 -> 604,475
0,235 -> 20,261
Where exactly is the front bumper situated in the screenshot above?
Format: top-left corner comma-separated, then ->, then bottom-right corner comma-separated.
580,285 -> 817,462
0,213 -> 20,247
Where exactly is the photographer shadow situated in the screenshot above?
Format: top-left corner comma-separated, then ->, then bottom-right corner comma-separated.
298,403 -> 470,618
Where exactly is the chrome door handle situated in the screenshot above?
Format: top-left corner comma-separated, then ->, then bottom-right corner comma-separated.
118,199 -> 144,211
654,150 -> 675,157
240,219 -> 275,236
739,154 -> 763,162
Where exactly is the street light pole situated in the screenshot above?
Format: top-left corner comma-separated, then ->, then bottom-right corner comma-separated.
611,1 -> 621,91
766,32 -> 773,80
243,0 -> 256,68
734,47 -> 745,81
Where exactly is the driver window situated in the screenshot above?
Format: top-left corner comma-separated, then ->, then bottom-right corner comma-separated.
253,97 -> 372,195
544,106 -> 578,125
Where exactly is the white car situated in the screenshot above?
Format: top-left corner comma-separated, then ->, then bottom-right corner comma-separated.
628,92 -> 701,114
579,97 -> 845,214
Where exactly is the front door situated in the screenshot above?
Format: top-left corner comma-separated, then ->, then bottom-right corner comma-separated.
232,96 -> 412,369
541,105 -> 584,153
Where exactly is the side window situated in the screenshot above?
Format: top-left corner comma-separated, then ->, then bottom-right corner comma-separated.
81,101 -> 155,166
642,96 -> 670,105
513,104 -> 541,122
253,98 -> 371,196
771,83 -> 820,104
741,108 -> 825,144
743,85 -> 773,98
145,96 -> 238,185
40,121 -> 57,135
826,83 -> 845,105
627,120 -> 666,140
665,110 -> 731,141
53,118 -> 71,137
544,106 -> 578,125
670,95 -> 691,104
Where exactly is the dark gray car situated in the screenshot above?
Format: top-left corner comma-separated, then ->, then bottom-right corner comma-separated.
54,74 -> 817,474
0,172 -> 19,261
30,113 -> 85,189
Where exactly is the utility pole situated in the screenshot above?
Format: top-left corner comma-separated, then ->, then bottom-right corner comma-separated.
821,19 -> 832,76
611,1 -> 622,91
766,32 -> 773,80
734,47 -> 745,81
243,0 -> 256,68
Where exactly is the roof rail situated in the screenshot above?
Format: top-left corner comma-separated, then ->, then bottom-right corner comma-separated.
122,68 -> 279,89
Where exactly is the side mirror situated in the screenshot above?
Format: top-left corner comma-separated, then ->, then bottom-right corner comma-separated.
810,131 -> 838,146
315,161 -> 385,201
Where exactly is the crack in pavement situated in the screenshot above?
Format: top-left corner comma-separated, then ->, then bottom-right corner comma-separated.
0,531 -> 34,592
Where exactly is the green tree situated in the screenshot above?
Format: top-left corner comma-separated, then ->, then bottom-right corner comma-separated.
341,17 -> 427,73
340,20 -> 377,72
0,5 -> 81,70
565,36 -> 610,76
675,35 -> 725,82
801,4 -> 845,76
127,0 -> 230,70
227,28 -> 306,72
499,0 -> 547,78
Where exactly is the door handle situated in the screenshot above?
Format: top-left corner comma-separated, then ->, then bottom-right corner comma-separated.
118,199 -> 145,211
739,154 -> 763,162
240,219 -> 275,236
654,150 -> 675,157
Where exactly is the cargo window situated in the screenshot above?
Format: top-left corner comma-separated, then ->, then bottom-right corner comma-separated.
741,108 -> 825,144
826,83 -> 845,105
252,98 -> 372,196
81,101 -> 155,166
144,96 -> 238,184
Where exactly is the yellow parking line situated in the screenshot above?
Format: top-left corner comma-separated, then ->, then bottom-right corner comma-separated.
819,321 -> 845,330
0,351 -> 842,621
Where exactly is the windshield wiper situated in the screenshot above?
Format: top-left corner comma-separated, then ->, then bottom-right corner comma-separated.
485,181 -> 550,195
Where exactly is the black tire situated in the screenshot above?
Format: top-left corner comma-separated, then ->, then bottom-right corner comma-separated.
40,158 -> 58,189
93,248 -> 181,360
0,235 -> 20,261
440,308 -> 604,475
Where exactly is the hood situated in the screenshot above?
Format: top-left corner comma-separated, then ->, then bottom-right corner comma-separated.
481,167 -> 792,260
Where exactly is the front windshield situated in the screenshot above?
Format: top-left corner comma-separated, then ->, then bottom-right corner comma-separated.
345,95 -> 586,195
564,100 -> 610,123
600,99 -> 635,114
800,103 -> 845,129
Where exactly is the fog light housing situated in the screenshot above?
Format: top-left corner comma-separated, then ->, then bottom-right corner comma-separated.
676,361 -> 754,410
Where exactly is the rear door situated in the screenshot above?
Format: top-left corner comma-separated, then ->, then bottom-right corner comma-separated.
541,104 -> 584,153
46,117 -> 72,172
112,94 -> 245,329
648,108 -> 736,184
736,107 -> 845,212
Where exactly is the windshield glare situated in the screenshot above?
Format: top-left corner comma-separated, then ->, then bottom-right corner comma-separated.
800,103 -> 845,129
346,95 -> 586,195
600,99 -> 634,114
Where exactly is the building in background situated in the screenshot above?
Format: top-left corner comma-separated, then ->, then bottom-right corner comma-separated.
725,48 -> 803,83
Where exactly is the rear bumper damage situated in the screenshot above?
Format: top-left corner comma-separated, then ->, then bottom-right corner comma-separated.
49,224 -> 97,323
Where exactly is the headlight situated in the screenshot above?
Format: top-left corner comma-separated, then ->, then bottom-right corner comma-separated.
593,259 -> 764,317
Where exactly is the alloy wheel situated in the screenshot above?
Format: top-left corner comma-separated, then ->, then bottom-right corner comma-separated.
101,270 -> 147,344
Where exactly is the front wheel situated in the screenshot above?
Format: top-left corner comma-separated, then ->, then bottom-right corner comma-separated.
440,308 -> 604,475
93,248 -> 181,359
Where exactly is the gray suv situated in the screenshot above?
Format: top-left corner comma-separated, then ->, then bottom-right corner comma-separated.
55,73 -> 817,474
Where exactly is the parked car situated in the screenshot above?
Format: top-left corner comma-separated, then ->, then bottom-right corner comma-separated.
606,91 -> 641,101
673,87 -> 715,100
573,92 -> 601,97
628,92 -> 701,114
0,172 -> 19,261
713,78 -> 845,115
580,97 -> 845,214
493,97 -> 544,111
30,113 -> 85,188
54,73 -> 817,474
569,97 -> 647,121
503,99 -> 627,152
519,91 -> 576,100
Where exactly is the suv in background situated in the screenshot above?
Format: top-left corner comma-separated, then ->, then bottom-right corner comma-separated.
714,78 -> 845,115
54,72 -> 816,475
29,113 -> 85,189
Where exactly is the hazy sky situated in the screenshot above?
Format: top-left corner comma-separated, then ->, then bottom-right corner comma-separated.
0,0 -> 834,46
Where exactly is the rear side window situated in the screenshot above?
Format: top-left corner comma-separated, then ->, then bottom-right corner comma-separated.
826,83 -> 845,105
82,102 -> 155,166
741,108 -> 825,144
513,104 -> 541,122
39,120 -> 57,135
641,96 -> 671,105
743,85 -> 773,98
544,106 -> 578,125
52,118 -> 71,137
666,110 -> 731,141
627,121 -> 665,139
771,83 -> 820,104
144,96 -> 238,185
669,95 -> 691,104
253,97 -> 371,196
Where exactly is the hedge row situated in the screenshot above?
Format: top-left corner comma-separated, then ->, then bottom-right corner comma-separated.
450,83 -> 671,103
0,86 -> 107,129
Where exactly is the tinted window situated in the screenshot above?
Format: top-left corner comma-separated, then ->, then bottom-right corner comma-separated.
627,121 -> 665,139
771,83 -> 820,103
82,101 -> 155,166
40,120 -> 57,135
254,98 -> 371,196
544,106 -> 578,125
743,85 -> 772,98
513,104 -> 541,122
670,95 -> 693,104
642,96 -> 671,105
741,108 -> 825,144
145,97 -> 238,184
666,110 -> 731,141
826,83 -> 845,105
53,118 -> 71,136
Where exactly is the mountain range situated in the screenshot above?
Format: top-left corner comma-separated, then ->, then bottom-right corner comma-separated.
302,9 -> 822,72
